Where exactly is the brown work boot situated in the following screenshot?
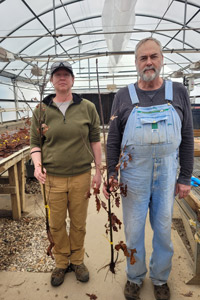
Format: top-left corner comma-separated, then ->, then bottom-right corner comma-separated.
51,267 -> 68,287
124,280 -> 141,300
70,263 -> 89,282
154,283 -> 170,300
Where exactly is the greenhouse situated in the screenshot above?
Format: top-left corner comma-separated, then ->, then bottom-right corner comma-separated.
0,0 -> 200,123
0,1 -> 200,300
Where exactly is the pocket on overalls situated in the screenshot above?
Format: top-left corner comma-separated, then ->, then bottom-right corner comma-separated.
142,115 -> 169,144
122,106 -> 179,147
133,110 -> 175,145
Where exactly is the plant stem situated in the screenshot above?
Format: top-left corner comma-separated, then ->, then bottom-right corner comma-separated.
96,59 -> 115,271
38,57 -> 52,241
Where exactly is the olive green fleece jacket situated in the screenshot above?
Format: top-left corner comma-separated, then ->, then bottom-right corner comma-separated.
30,93 -> 100,177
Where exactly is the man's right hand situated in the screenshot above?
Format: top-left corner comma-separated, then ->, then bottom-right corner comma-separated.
102,177 -> 118,199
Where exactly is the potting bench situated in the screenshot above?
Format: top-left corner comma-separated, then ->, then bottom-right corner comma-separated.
0,146 -> 30,220
175,156 -> 200,285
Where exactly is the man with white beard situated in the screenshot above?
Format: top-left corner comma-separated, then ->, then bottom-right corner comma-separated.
103,37 -> 194,300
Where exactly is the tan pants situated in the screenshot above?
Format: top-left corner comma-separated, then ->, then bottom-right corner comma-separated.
45,171 -> 91,268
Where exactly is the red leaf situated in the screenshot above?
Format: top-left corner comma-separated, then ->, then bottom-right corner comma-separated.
95,196 -> 101,212
120,184 -> 127,197
101,200 -> 107,211
113,225 -> 118,232
115,162 -> 121,172
128,153 -> 132,161
93,187 -> 100,195
110,213 -> 122,231
86,293 -> 98,300
115,241 -> 136,265
86,191 -> 91,199
130,249 -> 137,265
110,115 -> 118,121
115,196 -> 120,208
115,241 -> 130,257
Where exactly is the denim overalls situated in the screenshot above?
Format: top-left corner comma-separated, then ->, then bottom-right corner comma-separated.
120,80 -> 182,285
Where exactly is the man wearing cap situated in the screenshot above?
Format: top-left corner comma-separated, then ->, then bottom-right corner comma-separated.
103,37 -> 193,300
30,61 -> 102,287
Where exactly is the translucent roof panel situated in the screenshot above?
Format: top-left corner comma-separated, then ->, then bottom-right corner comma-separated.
0,0 -> 199,95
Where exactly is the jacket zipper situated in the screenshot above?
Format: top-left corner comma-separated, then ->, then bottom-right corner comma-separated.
63,102 -> 75,124
48,100 -> 75,124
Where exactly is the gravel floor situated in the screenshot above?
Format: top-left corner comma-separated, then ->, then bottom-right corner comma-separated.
0,179 -> 55,273
25,178 -> 41,194
0,217 -> 55,272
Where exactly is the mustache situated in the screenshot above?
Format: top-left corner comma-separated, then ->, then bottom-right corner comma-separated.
143,66 -> 156,72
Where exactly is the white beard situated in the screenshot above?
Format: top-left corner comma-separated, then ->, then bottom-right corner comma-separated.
138,66 -> 161,82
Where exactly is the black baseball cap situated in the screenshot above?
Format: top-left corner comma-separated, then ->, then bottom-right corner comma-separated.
50,61 -> 74,76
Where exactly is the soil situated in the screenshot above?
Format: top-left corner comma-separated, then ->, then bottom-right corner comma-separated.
172,218 -> 194,261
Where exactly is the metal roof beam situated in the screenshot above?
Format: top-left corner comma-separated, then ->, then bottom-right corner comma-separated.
53,0 -> 57,55
0,0 -> 83,43
21,0 -> 72,59
163,8 -> 200,49
0,70 -> 40,85
183,0 -> 188,48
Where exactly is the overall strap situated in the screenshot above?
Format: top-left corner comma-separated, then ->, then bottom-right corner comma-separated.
128,83 -> 139,105
165,80 -> 173,102
128,81 -> 173,104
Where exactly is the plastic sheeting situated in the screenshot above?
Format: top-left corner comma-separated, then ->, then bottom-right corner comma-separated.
102,0 -> 137,73
0,0 -> 200,95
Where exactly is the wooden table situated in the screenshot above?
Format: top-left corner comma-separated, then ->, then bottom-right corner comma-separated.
175,164 -> 200,285
0,146 -> 30,220
194,129 -> 200,157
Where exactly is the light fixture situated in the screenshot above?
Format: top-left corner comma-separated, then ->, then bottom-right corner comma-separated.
78,39 -> 82,49
189,61 -> 200,71
188,77 -> 195,91
0,47 -> 15,62
31,66 -> 45,77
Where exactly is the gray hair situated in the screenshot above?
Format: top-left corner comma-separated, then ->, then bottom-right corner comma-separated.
135,37 -> 163,59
